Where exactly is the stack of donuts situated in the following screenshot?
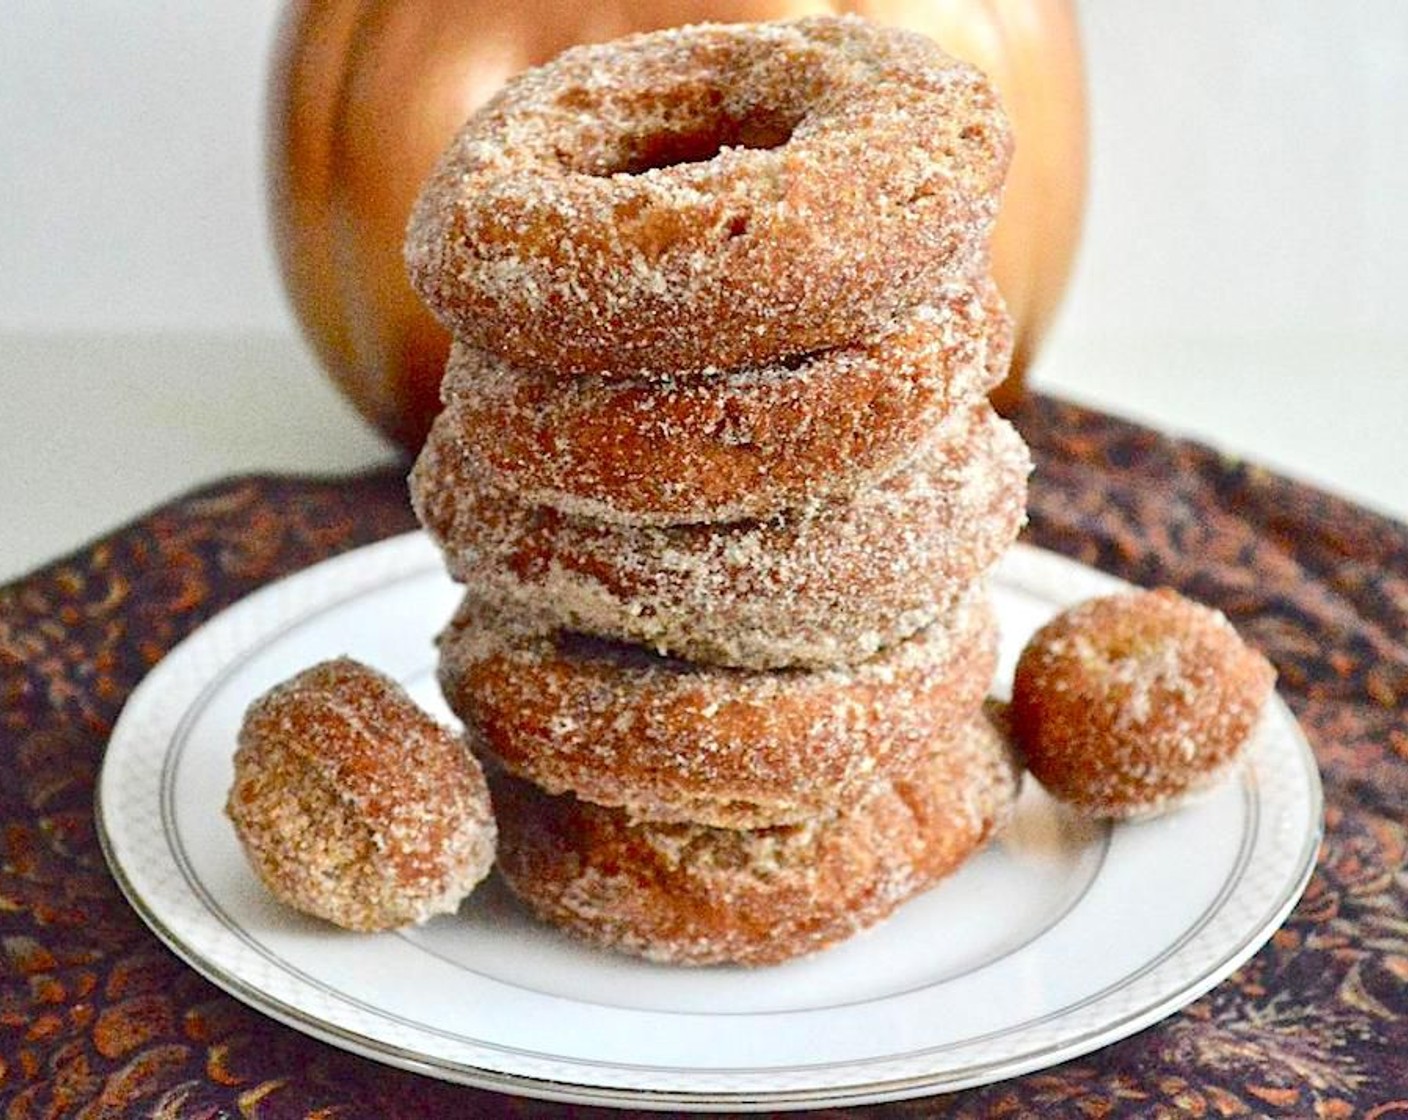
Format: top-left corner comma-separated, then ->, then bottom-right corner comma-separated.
405,16 -> 1032,966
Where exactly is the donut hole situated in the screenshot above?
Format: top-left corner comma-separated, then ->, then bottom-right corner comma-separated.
583,108 -> 801,177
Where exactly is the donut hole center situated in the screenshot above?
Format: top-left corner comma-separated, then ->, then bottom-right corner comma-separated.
591,110 -> 800,177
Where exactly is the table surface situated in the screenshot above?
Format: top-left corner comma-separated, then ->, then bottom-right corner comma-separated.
4,389 -> 1403,1117
1,327 -> 1404,585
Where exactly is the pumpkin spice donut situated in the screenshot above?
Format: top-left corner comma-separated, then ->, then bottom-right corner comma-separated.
438,589 -> 998,830
432,278 -> 1006,525
414,403 -> 1030,670
226,658 -> 496,931
488,709 -> 1021,966
405,16 -> 1011,379
1010,588 -> 1278,820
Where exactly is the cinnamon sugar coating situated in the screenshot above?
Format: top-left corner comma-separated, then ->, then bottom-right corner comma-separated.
1010,589 -> 1277,820
405,16 -> 1011,378
980,273 -> 1015,386
392,12 -> 1032,963
431,278 -> 1006,525
489,710 -> 1020,966
415,403 -> 1027,670
438,591 -> 997,830
226,658 -> 496,931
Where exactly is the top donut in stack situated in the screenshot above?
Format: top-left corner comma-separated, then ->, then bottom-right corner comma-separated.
405,17 -> 1031,964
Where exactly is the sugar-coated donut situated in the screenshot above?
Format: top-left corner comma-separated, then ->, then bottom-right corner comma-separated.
438,591 -> 997,829
489,710 -> 1020,966
1010,589 -> 1277,820
430,278 -> 1005,525
226,658 -> 496,931
405,17 -> 1010,379
979,273 -> 1014,388
414,403 -> 1029,670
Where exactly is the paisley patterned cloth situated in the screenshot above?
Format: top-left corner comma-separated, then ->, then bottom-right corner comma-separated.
1,395 -> 1404,1118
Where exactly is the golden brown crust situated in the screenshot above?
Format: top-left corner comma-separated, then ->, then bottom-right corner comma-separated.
430,279 -> 1006,524
438,591 -> 997,829
1010,589 -> 1277,820
414,403 -> 1029,670
225,658 -> 496,931
404,16 -> 1011,378
489,711 -> 1020,966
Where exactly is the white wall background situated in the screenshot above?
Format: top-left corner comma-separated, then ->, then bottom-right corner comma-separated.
1,1 -> 288,331
1,3 -> 1405,578
1066,2 -> 1407,340
4,3 -> 1404,340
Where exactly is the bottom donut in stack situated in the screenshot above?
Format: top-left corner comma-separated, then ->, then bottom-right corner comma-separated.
484,709 -> 1019,967
435,585 -> 1021,965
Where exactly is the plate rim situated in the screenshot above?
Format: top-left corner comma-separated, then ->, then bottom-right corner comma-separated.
96,534 -> 1324,1111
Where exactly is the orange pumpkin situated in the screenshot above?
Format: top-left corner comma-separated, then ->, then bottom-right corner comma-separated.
268,0 -> 1086,451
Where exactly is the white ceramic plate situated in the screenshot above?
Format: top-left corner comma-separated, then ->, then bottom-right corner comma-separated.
98,536 -> 1322,1111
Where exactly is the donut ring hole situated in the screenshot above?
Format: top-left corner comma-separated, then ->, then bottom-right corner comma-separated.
558,84 -> 804,179
609,111 -> 799,177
